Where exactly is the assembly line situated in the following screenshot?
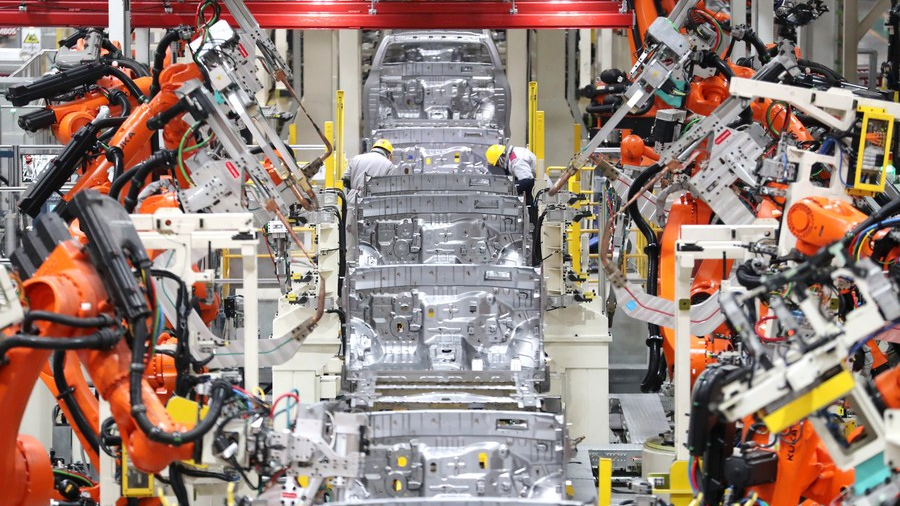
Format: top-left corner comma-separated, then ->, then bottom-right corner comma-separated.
0,0 -> 897,505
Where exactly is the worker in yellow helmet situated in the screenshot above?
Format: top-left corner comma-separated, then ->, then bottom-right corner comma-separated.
342,138 -> 395,201
485,144 -> 537,206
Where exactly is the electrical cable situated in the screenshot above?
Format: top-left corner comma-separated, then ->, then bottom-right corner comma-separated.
102,57 -> 151,78
0,328 -> 122,362
150,29 -> 185,97
106,147 -> 125,182
53,350 -> 101,455
326,308 -> 348,358
627,164 -> 665,392
103,65 -> 146,103
532,211 -> 547,266
129,291 -> 231,445
23,311 -> 116,331
122,150 -> 177,212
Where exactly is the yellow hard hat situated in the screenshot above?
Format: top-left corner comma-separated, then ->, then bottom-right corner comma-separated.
372,138 -> 393,154
485,144 -> 506,166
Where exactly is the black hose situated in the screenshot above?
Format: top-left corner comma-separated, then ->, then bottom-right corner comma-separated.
702,51 -> 736,79
98,90 -> 131,143
106,147 -> 125,182
101,38 -> 122,58
24,311 -> 116,331
150,268 -> 194,395
327,308 -> 347,358
174,463 -> 238,482
147,101 -> 187,131
103,57 -> 150,78
91,117 -> 128,131
798,59 -> 845,83
104,66 -> 146,103
167,464 -> 191,506
627,163 -> 665,392
106,88 -> 132,118
99,416 -> 121,457
108,165 -> 139,201
323,189 -> 348,297
0,328 -> 122,362
151,29 -> 183,97
123,150 -> 176,212
735,263 -> 763,289
53,350 -> 100,455
129,316 -> 231,446
532,211 -> 547,266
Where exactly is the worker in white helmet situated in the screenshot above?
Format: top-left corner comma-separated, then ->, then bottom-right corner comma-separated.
342,138 -> 395,201
485,143 -> 537,206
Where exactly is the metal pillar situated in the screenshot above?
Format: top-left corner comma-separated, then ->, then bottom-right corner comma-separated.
133,28 -> 149,64
297,30 -> 335,154
842,0 -> 859,80
507,29 -> 528,146
108,0 -> 130,58
730,0 -> 748,58
578,29 -> 591,89
596,29 -> 613,78
338,30 -> 361,156
535,29 -> 573,168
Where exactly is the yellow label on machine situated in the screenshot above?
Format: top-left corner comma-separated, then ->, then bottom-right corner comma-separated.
850,105 -> 894,196
121,447 -> 155,497
166,396 -> 210,467
762,370 -> 855,433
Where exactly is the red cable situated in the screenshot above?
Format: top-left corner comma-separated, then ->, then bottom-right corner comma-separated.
270,392 -> 301,418
755,315 -> 786,342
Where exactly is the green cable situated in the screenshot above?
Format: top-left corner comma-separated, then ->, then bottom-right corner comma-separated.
177,121 -> 201,187
185,133 -> 214,153
766,101 -> 788,137
53,469 -> 94,486
682,117 -> 701,133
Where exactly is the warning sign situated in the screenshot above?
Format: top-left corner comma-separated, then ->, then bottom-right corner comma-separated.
21,28 -> 40,56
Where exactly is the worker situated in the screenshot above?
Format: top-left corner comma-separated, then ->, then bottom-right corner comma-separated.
486,144 -> 537,205
342,139 -> 395,201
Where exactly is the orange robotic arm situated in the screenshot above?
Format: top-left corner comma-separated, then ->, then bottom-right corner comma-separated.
786,197 -> 868,255
17,77 -> 152,144
64,63 -> 203,199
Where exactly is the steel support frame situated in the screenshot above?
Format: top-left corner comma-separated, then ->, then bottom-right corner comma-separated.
0,0 -> 633,29
672,223 -> 777,461
130,211 -> 261,391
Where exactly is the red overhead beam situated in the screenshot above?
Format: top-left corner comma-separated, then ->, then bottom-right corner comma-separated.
0,0 -> 633,29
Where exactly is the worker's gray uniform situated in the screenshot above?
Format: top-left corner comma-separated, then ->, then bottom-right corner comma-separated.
506,146 -> 537,182
343,150 -> 394,201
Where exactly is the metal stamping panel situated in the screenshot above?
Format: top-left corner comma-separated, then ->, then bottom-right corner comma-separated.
365,173 -> 515,196
345,264 -> 543,378
355,193 -> 527,265
352,410 -> 567,500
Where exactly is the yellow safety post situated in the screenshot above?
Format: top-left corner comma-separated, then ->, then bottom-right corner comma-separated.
324,121 -> 336,187
573,122 -> 582,156
535,111 -> 545,162
597,458 -> 612,506
528,81 -> 538,150
567,155 -> 582,276
336,90 -> 345,186
651,460 -> 694,506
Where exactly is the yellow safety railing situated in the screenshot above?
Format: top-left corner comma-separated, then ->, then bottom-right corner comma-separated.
335,89 -> 345,188
528,81 -> 538,150
324,121 -> 336,187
